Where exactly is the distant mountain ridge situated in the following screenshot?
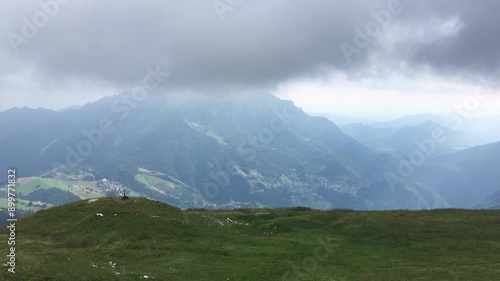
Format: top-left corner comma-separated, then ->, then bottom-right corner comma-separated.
308,112 -> 375,125
340,120 -> 487,156
370,113 -> 446,128
1,93 -> 498,211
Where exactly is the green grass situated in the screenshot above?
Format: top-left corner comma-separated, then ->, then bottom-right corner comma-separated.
0,178 -> 102,212
135,174 -> 173,188
1,197 -> 499,280
0,198 -> 50,211
2,177 -> 102,198
134,174 -> 206,201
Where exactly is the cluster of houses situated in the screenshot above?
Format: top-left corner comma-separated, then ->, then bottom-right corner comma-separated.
64,179 -> 126,194
47,168 -> 127,195
68,184 -> 95,193
27,201 -> 47,207
97,179 -> 126,194
51,171 -> 95,182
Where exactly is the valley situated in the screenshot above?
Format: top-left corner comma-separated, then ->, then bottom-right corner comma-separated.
1,94 -> 499,215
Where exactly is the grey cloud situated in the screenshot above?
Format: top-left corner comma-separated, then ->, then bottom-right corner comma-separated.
1,0 -> 500,108
0,0 -> 393,92
390,0 -> 500,78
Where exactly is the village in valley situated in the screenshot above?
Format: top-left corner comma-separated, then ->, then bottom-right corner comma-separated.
49,170 -> 127,195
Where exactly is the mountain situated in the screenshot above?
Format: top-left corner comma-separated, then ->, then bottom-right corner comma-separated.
370,113 -> 447,128
414,140 -> 500,208
0,93 -> 399,210
1,93 -> 498,211
369,112 -> 500,145
473,189 -> 500,209
340,120 -> 486,156
2,197 -> 499,280
339,123 -> 399,154
57,105 -> 83,112
308,112 -> 375,125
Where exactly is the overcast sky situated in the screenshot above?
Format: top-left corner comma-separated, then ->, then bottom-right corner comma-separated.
1,0 -> 499,120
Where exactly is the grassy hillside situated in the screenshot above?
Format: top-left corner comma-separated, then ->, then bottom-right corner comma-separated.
0,177 -> 102,200
0,198 -> 50,212
0,176 -> 140,213
1,197 -> 499,280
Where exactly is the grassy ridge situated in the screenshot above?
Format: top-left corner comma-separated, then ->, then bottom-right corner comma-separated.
14,178 -> 99,196
0,198 -> 50,212
0,177 -> 102,204
1,197 -> 499,280
0,177 -> 139,213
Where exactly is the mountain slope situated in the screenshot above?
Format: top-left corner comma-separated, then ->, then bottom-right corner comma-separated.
0,93 -> 396,209
474,189 -> 500,209
341,120 -> 486,156
309,112 -> 375,125
370,113 -> 446,128
415,141 -> 500,207
2,93 -> 496,211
